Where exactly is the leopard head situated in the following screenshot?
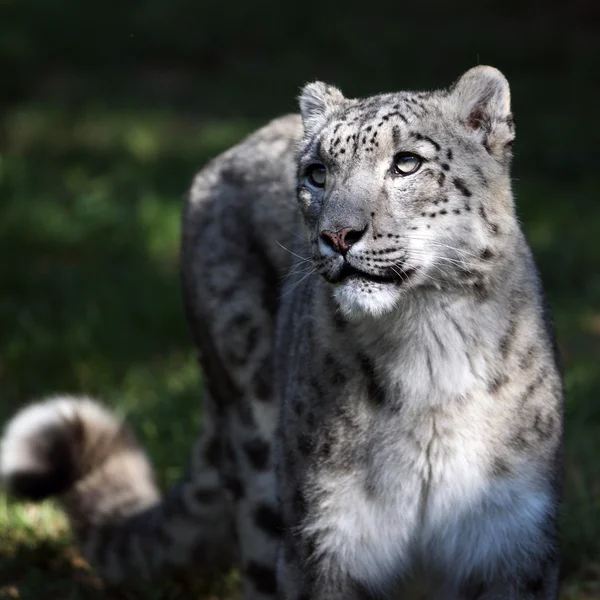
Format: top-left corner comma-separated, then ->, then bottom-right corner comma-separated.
297,66 -> 518,317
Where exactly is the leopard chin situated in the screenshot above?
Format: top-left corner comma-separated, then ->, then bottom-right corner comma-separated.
331,277 -> 403,318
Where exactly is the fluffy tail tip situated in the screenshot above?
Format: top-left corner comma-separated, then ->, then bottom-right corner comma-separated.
1,395 -> 125,501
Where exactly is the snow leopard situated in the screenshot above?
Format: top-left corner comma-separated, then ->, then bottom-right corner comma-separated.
1,66 -> 563,600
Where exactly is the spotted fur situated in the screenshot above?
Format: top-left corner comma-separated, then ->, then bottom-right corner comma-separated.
1,67 -> 562,600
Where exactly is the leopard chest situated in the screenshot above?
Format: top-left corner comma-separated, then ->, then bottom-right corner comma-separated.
306,396 -> 549,590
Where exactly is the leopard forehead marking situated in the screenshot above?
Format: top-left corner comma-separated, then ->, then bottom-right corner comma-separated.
314,93 -> 442,166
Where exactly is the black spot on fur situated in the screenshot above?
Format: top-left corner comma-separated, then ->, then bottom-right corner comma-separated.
202,435 -> 220,468
224,475 -> 244,500
246,561 -> 278,595
243,438 -> 270,470
226,313 -> 251,329
248,235 -> 280,317
194,487 -> 222,504
521,373 -> 545,405
319,440 -> 331,459
518,345 -> 537,371
524,574 -> 546,595
478,204 -> 500,236
491,457 -> 512,477
425,350 -> 434,380
6,468 -> 74,501
254,504 -> 282,538
423,135 -> 440,151
452,177 -> 472,197
533,411 -> 557,441
472,281 -> 489,302
358,354 -> 385,407
252,355 -> 272,401
411,132 -> 440,151
310,376 -> 327,401
473,165 -> 488,186
499,318 -> 518,358
487,374 -> 508,394
184,307 -> 244,418
510,430 -> 529,451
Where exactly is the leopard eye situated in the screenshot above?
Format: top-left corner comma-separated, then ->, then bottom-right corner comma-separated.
307,164 -> 327,187
393,152 -> 422,176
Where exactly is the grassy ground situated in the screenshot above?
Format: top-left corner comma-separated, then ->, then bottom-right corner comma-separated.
1,88 -> 599,598
0,107 -> 252,599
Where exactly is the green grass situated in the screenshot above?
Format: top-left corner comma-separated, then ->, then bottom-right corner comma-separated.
0,99 -> 599,600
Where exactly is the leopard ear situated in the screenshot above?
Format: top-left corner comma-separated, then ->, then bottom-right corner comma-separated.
299,82 -> 345,137
451,66 -> 515,158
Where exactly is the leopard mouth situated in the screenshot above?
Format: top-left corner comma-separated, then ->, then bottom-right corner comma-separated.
327,263 -> 416,285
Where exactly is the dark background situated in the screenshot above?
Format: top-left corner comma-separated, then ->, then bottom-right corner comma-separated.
1,2 -> 599,598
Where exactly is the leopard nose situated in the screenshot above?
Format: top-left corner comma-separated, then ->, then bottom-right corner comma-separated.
320,226 -> 366,255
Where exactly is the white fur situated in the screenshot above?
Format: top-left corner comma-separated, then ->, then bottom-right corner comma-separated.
307,293 -> 552,594
311,427 -> 550,593
1,395 -> 119,478
332,279 -> 401,318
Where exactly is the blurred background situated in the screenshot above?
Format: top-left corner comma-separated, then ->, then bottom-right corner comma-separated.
0,1 -> 599,598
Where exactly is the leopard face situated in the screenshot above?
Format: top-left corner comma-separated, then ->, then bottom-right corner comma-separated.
297,67 -> 516,317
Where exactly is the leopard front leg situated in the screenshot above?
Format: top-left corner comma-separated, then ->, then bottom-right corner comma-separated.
276,443 -> 375,600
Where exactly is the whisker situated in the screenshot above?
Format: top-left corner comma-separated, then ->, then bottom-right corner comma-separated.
389,265 -> 408,284
281,263 -> 316,280
418,269 -> 444,287
388,259 -> 444,288
404,235 -> 481,260
281,226 -> 310,244
279,269 -> 316,298
403,251 -> 478,270
276,241 -> 311,263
